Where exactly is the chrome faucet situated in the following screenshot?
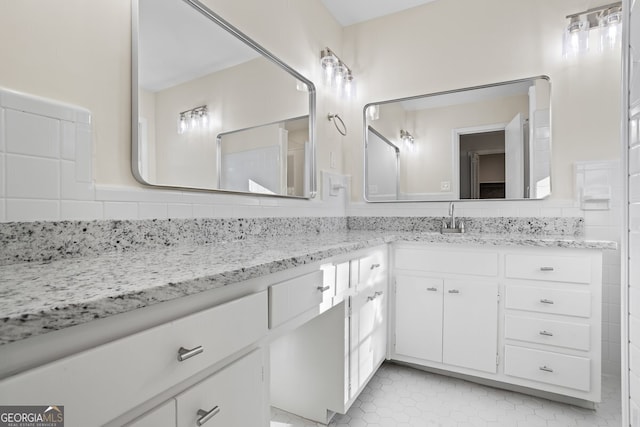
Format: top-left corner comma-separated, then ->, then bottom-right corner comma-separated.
441,202 -> 464,233
448,202 -> 455,229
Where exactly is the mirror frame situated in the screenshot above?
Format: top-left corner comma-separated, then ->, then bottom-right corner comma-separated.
131,0 -> 317,198
363,76 -> 551,203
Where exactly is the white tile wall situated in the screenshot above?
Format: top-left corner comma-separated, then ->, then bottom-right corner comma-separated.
5,109 -> 60,158
6,155 -> 59,199
0,88 -> 348,222
103,202 -> 139,220
6,199 -> 59,222
629,6 -> 640,418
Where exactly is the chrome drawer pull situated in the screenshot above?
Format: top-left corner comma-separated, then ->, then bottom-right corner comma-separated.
370,263 -> 381,270
196,406 -> 220,426
317,285 -> 331,292
539,298 -> 554,304
539,366 -> 554,373
426,287 -> 438,292
367,294 -> 377,301
375,291 -> 384,297
540,267 -> 555,272
448,289 -> 460,294
539,330 -> 554,337
177,345 -> 204,362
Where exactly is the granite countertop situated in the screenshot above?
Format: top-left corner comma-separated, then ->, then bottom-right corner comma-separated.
0,230 -> 616,346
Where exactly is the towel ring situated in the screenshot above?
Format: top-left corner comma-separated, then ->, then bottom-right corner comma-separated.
328,113 -> 347,136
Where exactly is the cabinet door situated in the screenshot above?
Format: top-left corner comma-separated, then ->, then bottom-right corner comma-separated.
176,350 -> 265,427
443,280 -> 498,373
353,288 -> 387,391
395,275 -> 443,362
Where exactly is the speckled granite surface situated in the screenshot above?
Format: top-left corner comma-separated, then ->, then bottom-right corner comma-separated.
0,225 -> 615,346
0,217 -> 348,266
347,216 -> 584,236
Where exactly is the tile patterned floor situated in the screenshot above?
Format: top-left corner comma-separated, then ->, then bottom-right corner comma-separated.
271,362 -> 622,427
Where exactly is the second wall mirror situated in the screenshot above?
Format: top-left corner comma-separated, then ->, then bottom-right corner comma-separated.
364,76 -> 551,202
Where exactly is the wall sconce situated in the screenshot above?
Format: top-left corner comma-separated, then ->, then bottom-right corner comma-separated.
563,1 -> 622,58
400,129 -> 415,152
366,105 -> 380,121
178,105 -> 208,135
320,47 -> 356,99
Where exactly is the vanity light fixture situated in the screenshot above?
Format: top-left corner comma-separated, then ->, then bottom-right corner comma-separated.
400,129 -> 415,152
320,47 -> 356,99
177,105 -> 209,135
563,1 -> 622,58
366,105 -> 380,121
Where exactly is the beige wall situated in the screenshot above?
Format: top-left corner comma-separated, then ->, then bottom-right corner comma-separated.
0,0 -> 343,190
343,0 -> 621,201
0,0 -> 620,203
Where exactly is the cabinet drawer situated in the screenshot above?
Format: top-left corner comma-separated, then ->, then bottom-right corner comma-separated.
269,270 -> 324,328
357,251 -> 386,290
395,247 -> 498,276
505,315 -> 590,351
505,253 -> 592,284
504,345 -> 591,391
126,400 -> 176,427
176,349 -> 264,427
0,291 -> 268,426
505,285 -> 591,318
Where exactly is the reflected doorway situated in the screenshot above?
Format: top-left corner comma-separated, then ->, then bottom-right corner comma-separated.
460,131 -> 506,199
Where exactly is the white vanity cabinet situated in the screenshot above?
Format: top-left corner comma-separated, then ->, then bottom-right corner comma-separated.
269,245 -> 388,424
502,248 -> 602,402
391,242 -> 603,405
394,245 -> 499,374
127,350 -> 264,427
0,291 -> 269,427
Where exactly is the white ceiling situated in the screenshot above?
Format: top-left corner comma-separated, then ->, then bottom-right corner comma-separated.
320,0 -> 439,26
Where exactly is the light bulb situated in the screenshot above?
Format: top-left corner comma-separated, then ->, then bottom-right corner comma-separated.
343,72 -> 355,99
178,114 -> 187,135
320,49 -> 338,86
600,9 -> 622,50
199,109 -> 208,129
563,18 -> 588,58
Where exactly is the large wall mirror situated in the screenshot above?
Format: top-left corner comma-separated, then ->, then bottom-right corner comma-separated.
364,76 -> 551,202
132,0 -> 316,198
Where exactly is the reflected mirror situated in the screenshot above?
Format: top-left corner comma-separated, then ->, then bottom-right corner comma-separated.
364,76 -> 551,202
132,0 -> 316,198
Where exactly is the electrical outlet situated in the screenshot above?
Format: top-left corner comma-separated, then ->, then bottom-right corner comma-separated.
440,181 -> 451,191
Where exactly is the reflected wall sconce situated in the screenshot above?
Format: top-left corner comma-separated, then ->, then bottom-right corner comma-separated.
366,105 -> 380,121
400,129 -> 415,152
563,1 -> 622,58
320,47 -> 356,99
178,105 -> 208,135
